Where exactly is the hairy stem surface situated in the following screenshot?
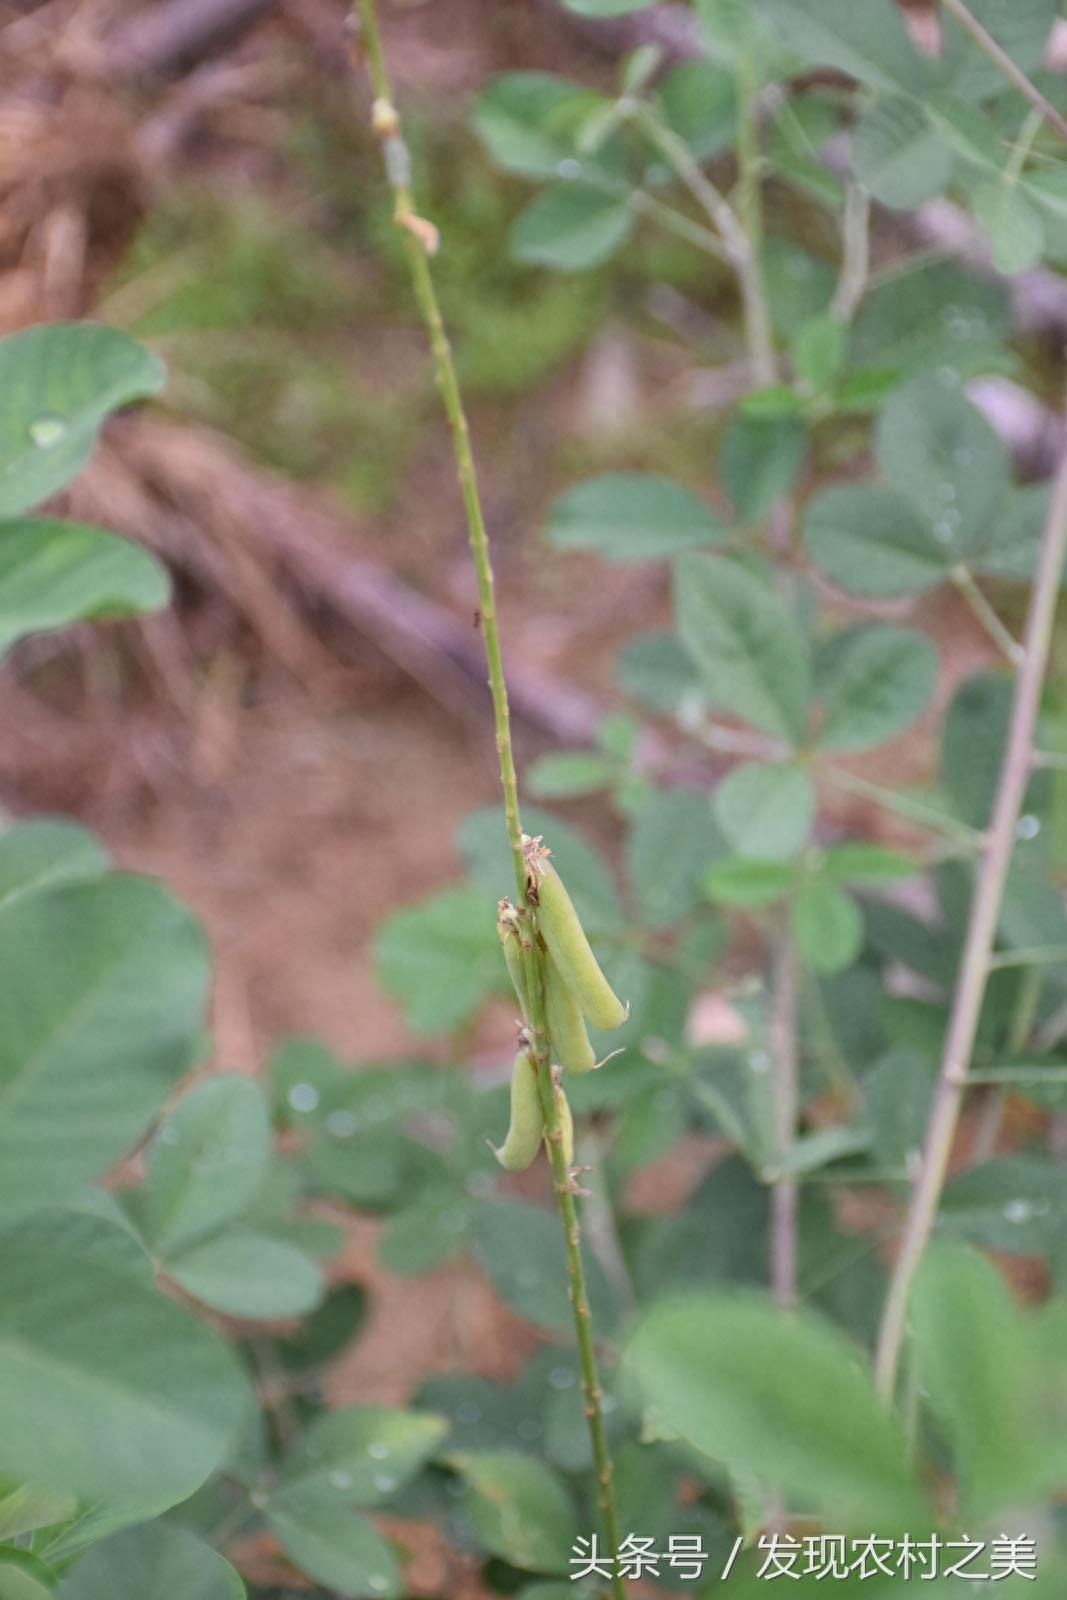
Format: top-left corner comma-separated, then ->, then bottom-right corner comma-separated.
354,6 -> 624,1590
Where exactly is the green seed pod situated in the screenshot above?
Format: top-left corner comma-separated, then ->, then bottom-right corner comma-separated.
544,951 -> 597,1074
532,858 -> 627,1032
497,901 -> 530,1020
492,1050 -> 544,1172
554,1080 -> 574,1169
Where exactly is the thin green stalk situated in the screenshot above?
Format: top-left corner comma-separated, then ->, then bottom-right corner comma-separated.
353,8 -> 624,1593
939,0 -> 1067,145
951,565 -> 1023,665
823,765 -> 986,850
875,398 -> 1067,1405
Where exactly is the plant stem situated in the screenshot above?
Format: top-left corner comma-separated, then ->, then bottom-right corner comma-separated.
353,8 -> 624,1592
939,0 -> 1067,145
823,765 -> 986,850
769,930 -> 799,1307
631,104 -> 777,385
874,400 -> 1067,1405
951,565 -> 1023,665
831,184 -> 870,324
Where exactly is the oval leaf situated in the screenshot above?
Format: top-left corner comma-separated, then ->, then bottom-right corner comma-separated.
674,555 -> 811,745
817,626 -> 937,753
0,325 -> 164,517
55,1524 -> 245,1600
547,474 -> 727,562
144,1076 -> 272,1255
0,875 -> 209,1220
625,1292 -> 927,1528
0,1229 -> 249,1509
0,518 -> 169,658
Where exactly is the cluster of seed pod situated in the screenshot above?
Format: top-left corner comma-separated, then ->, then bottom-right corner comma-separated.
491,835 -> 627,1174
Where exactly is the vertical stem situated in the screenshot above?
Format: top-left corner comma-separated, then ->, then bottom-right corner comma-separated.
353,9 -> 624,1593
875,402 -> 1067,1404
734,58 -> 776,387
769,929 -> 798,1307
831,184 -> 870,324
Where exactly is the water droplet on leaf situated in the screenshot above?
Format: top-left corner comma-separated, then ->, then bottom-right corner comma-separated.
28,416 -> 66,449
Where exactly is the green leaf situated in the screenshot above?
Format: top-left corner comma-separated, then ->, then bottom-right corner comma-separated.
447,1451 -> 578,1572
971,178 -> 1045,275
754,0 -> 927,94
704,856 -> 794,909
9,1204 -> 152,1285
925,92 -> 1005,173
656,63 -> 737,162
526,752 -> 616,799
791,882 -> 863,975
713,762 -> 814,860
625,1293 -> 926,1528
718,414 -> 808,525
864,1051 -> 934,1172
374,886 -> 501,1035
911,1245 -> 1044,1520
472,1198 -> 616,1336
804,485 -> 946,598
940,1157 -> 1067,1254
852,257 -> 1008,379
974,483 -> 1049,581
510,185 -> 633,271
790,314 -> 847,393
0,1549 -> 54,1600
0,875 -> 209,1220
633,1152 -> 770,1294
546,474 -> 727,562
277,1283 -> 368,1372
817,625 -> 937,752
165,1229 -> 324,1319
143,1076 -> 271,1254
378,1185 -> 473,1275
940,0 -> 1057,100
264,1501 -> 399,1599
0,518 -> 169,657
876,375 -> 1009,551
0,324 -> 164,517
627,787 -> 721,927
473,74 -> 603,179
979,178 -> 1043,278
673,555 -> 810,744
616,630 -> 701,715
695,0 -> 788,79
0,1227 -> 249,1510
851,96 -> 953,210
274,1407 -> 448,1509
0,1482 -> 77,1542
55,1525 -> 245,1600
822,843 -> 918,887
0,819 -> 107,910
941,671 -> 1013,829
